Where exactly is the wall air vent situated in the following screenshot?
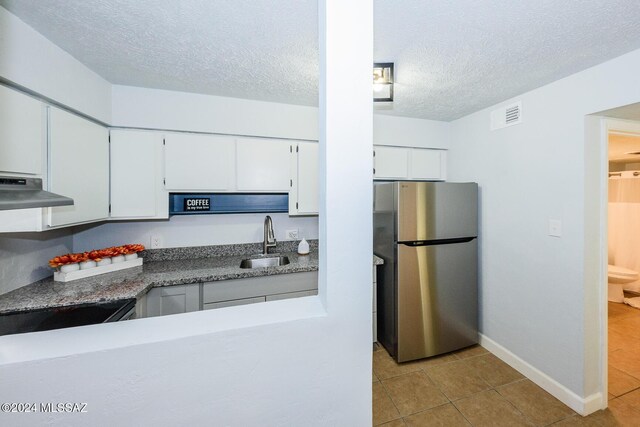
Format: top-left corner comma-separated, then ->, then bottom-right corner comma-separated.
490,101 -> 522,130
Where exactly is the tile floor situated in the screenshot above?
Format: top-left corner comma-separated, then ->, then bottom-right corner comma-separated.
372,335 -> 640,426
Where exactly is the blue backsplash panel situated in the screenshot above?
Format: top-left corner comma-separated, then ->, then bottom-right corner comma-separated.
169,193 -> 289,215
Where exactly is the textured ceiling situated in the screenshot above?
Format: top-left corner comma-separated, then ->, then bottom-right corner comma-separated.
2,0 -> 640,121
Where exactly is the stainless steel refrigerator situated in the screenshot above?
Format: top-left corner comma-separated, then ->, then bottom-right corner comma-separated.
373,181 -> 478,362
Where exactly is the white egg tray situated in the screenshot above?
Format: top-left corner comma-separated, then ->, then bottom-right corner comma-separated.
53,258 -> 143,282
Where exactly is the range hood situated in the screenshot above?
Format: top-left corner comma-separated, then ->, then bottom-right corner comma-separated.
0,176 -> 74,210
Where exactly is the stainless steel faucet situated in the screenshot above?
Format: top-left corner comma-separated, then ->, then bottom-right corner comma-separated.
263,215 -> 276,255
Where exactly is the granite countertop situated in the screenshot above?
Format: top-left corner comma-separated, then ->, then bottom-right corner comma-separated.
0,240 -> 382,315
373,254 -> 384,265
0,242 -> 318,315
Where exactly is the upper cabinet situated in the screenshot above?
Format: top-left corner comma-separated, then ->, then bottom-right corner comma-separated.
236,138 -> 290,192
0,85 -> 44,176
289,141 -> 319,216
373,146 -> 409,179
48,107 -> 110,227
164,133 -> 235,191
110,129 -> 168,219
374,146 -> 446,181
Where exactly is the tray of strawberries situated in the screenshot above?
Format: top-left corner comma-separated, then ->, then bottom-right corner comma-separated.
50,244 -> 145,282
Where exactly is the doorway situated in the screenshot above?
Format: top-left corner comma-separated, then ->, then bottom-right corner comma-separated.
606,118 -> 640,404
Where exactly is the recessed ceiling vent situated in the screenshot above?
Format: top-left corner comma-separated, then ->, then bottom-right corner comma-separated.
491,101 -> 522,130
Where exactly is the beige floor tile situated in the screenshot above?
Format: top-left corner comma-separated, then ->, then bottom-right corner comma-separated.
581,408 -> 625,427
608,365 -> 640,397
606,398 -> 640,427
373,347 -> 421,380
424,358 -> 491,401
412,352 -> 459,369
465,353 -> 525,387
379,419 -> 406,427
608,301 -> 638,324
618,387 -> 640,408
454,389 -> 533,427
609,316 -> 640,343
610,348 -> 640,379
453,344 -> 489,359
549,414 -> 600,426
403,403 -> 471,427
382,371 -> 448,417
496,379 -> 575,426
373,381 -> 401,426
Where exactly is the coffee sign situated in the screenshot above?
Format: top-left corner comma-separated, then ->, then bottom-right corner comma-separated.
184,197 -> 210,211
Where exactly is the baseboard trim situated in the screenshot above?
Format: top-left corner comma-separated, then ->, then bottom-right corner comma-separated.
479,334 -> 604,416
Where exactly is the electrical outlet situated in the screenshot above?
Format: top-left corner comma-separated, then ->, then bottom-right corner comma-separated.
286,229 -> 299,240
150,235 -> 163,249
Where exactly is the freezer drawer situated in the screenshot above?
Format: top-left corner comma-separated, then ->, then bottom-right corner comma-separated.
396,239 -> 478,362
397,182 -> 478,242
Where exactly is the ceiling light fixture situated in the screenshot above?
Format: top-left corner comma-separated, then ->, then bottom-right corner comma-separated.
373,62 -> 394,102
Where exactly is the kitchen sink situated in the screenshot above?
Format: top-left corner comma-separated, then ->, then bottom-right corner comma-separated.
240,256 -> 290,269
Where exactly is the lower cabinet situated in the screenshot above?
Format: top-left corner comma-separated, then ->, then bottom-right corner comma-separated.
141,272 -> 318,317
202,271 -> 318,309
145,284 -> 201,317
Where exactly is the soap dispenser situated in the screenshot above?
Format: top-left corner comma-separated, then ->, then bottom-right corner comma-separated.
297,238 -> 310,255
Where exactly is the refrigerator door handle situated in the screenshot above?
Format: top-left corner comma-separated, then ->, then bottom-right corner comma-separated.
398,237 -> 476,247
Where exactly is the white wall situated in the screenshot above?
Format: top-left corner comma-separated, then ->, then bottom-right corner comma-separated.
0,230 -> 72,295
72,213 -> 319,252
0,6 -> 111,123
113,84 -> 450,148
448,48 -> 640,408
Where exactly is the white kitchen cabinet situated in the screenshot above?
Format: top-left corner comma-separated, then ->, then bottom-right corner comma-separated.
410,149 -> 446,180
48,107 -> 109,227
236,138 -> 290,191
289,141 -> 319,215
0,85 -> 44,175
146,284 -> 201,317
374,146 -> 409,179
164,133 -> 235,191
110,129 -> 168,219
374,145 -> 447,181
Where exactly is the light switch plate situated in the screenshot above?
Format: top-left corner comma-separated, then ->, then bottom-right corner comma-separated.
548,219 -> 562,237
286,229 -> 299,240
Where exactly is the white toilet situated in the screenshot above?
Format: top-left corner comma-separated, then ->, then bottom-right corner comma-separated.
608,265 -> 639,302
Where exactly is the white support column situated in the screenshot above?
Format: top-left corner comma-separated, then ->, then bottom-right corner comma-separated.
319,0 -> 373,424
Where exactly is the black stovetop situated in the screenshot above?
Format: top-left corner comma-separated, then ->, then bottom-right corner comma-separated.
0,299 -> 135,336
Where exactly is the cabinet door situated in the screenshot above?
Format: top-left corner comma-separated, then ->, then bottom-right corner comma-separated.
290,142 -> 319,215
0,85 -> 44,175
410,149 -> 446,181
165,133 -> 235,191
110,130 -> 168,219
374,146 -> 409,179
146,284 -> 201,317
203,271 -> 318,304
266,290 -> 317,301
203,296 -> 266,310
236,138 -> 290,191
48,108 -> 109,227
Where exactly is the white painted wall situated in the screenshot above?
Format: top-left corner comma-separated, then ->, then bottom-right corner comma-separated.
0,6 -> 111,123
448,48 -> 640,408
113,84 -> 450,148
72,213 -> 319,252
0,230 -> 72,295
0,2 -> 373,426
